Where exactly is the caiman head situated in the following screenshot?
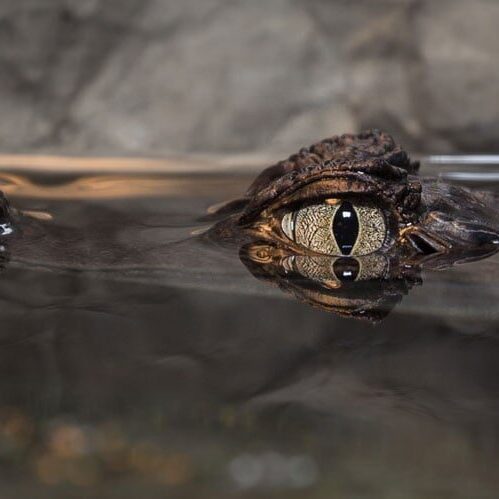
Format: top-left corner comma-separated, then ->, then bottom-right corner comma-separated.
211,130 -> 499,321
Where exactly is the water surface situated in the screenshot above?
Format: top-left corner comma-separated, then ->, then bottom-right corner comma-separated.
0,157 -> 497,498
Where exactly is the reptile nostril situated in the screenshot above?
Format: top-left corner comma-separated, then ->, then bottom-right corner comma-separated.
407,233 -> 440,255
473,229 -> 499,247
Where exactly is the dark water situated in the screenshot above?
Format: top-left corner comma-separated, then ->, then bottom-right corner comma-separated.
0,161 -> 498,498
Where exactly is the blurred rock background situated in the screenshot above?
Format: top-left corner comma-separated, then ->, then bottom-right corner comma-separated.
1,0 -> 498,156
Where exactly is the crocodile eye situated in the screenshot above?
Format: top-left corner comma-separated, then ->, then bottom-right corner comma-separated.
281,200 -> 386,256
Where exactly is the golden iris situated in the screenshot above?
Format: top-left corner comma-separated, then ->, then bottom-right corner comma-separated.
281,199 -> 386,256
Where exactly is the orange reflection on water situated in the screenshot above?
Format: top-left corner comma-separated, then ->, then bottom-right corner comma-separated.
0,153 -> 272,174
0,173 -> 251,200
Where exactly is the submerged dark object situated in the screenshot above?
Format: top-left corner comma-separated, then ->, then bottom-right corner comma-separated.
211,130 -> 499,320
0,192 -> 12,237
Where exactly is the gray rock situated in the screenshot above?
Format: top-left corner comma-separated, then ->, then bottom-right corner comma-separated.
0,0 -> 497,155
346,0 -> 499,152
414,0 -> 499,151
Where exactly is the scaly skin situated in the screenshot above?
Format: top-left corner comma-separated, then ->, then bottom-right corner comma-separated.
210,130 -> 499,320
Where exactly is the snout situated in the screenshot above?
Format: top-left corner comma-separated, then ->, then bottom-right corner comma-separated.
406,210 -> 499,259
407,182 -> 499,260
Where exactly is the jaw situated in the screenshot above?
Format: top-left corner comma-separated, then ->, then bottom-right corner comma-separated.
403,227 -> 499,270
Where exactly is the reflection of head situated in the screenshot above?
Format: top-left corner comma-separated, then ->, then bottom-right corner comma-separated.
240,243 -> 420,322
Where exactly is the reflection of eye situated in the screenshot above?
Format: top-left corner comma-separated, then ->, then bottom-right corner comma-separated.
281,200 -> 386,256
333,257 -> 359,281
288,254 -> 389,284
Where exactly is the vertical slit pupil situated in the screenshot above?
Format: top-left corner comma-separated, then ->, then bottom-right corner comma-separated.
333,257 -> 360,282
332,201 -> 359,255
